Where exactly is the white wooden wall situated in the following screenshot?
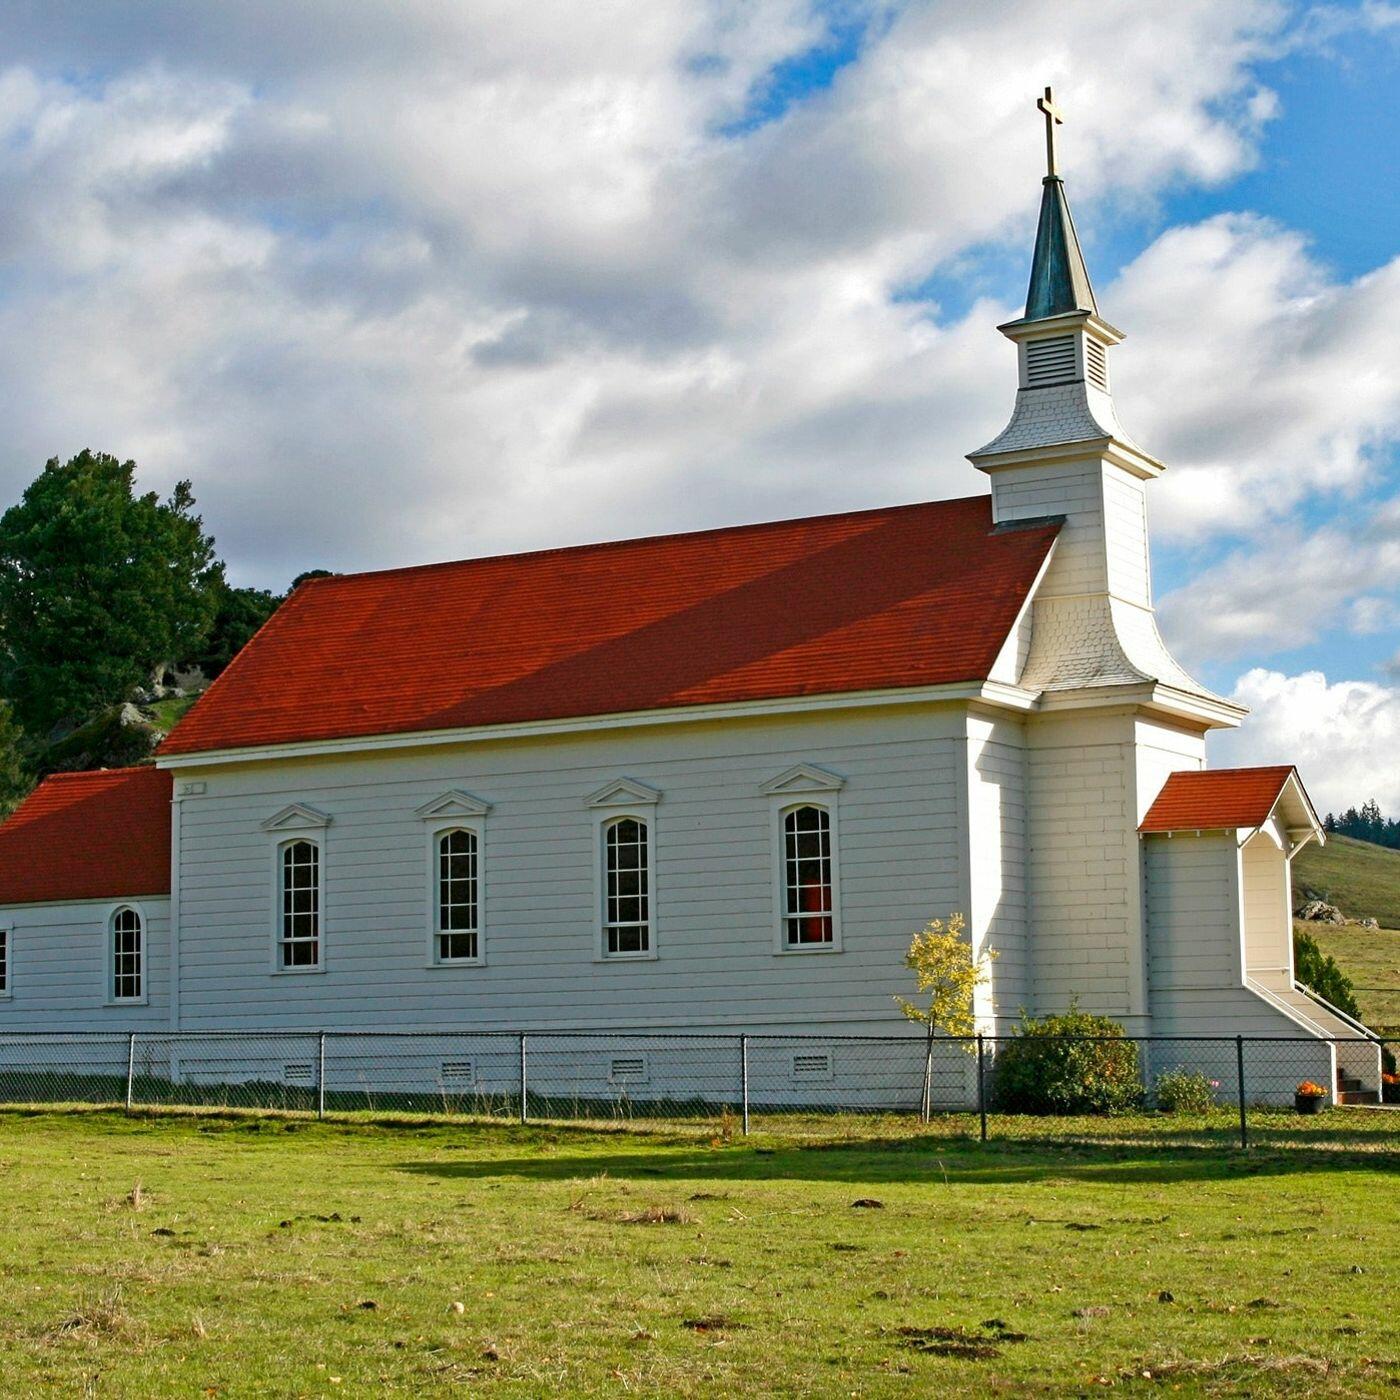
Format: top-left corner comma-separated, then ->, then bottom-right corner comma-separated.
1241,830 -> 1292,988
962,715 -> 1029,1026
0,897 -> 170,1029
166,704 -> 973,1034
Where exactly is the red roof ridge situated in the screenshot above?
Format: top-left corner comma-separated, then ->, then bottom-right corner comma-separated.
40,764 -> 161,782
292,494 -> 994,591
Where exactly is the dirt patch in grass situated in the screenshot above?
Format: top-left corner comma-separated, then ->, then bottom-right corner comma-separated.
601,1205 -> 695,1225
893,1319 -> 1030,1359
682,1315 -> 748,1333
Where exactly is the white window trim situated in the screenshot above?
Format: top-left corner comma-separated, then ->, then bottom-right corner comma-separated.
424,820 -> 486,967
587,778 -> 661,962
264,805 -> 331,975
762,764 -> 845,956
0,924 -> 11,1000
105,901 -> 149,1006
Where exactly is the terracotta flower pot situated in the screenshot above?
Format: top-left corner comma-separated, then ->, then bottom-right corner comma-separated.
1294,1092 -> 1326,1114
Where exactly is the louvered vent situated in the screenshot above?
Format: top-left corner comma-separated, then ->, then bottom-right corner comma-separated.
1084,337 -> 1109,391
609,1055 -> 648,1084
791,1050 -> 833,1081
1024,334 -> 1077,387
440,1059 -> 475,1086
283,1062 -> 314,1085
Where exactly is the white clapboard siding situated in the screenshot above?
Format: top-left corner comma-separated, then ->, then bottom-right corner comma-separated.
0,898 -> 171,1029
963,716 -> 1028,1023
1023,710 -> 1138,1018
1101,470 -> 1151,606
1144,832 -> 1239,989
168,704 -> 969,1032
1241,832 -> 1291,984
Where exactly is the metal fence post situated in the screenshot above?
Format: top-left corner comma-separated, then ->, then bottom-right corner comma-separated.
1235,1035 -> 1248,1150
317,1032 -> 326,1121
740,1034 -> 750,1136
519,1033 -> 528,1125
125,1032 -> 137,1114
976,1033 -> 987,1143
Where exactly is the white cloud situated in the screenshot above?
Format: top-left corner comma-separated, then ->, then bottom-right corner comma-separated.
1157,508 -> 1400,665
1112,216 -> 1400,540
0,0 -> 1302,585
1212,668 -> 1400,814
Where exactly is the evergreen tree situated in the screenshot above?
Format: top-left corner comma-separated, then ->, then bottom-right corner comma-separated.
0,701 -> 30,815
0,452 -> 222,733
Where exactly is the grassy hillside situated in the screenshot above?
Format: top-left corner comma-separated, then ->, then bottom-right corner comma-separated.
1293,834 -> 1400,1036
1294,833 -> 1400,928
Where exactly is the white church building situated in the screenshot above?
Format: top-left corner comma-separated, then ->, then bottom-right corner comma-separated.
0,119 -> 1381,1105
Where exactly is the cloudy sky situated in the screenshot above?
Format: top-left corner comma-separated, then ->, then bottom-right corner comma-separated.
0,1 -> 1397,810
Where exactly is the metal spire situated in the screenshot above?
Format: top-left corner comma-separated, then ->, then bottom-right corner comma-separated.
1022,86 -> 1098,321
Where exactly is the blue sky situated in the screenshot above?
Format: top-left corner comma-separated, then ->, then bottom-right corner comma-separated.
0,1 -> 1397,807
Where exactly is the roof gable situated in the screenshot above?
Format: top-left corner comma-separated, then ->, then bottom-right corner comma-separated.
0,767 -> 172,906
1139,766 -> 1321,839
160,497 -> 1060,759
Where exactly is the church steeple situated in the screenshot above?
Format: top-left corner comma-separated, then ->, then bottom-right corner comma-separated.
964,88 -> 1229,722
1024,175 -> 1097,320
1021,87 -> 1097,321
969,85 -> 1158,474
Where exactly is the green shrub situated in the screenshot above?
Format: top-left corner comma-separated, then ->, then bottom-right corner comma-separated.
1292,928 -> 1363,1021
1153,1067 -> 1220,1114
992,1006 -> 1143,1115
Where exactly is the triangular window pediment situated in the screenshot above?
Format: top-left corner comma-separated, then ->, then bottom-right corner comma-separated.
759,763 -> 846,797
260,802 -> 332,833
415,789 -> 493,820
586,777 -> 662,809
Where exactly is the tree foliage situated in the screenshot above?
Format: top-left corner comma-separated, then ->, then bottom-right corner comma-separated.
0,701 -> 31,815
1323,799 -> 1400,851
0,452 -> 222,733
1292,927 -> 1363,1021
894,913 -> 993,1040
188,582 -> 281,678
894,913 -> 994,1120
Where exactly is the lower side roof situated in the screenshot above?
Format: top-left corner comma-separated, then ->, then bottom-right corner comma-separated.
0,767 -> 172,906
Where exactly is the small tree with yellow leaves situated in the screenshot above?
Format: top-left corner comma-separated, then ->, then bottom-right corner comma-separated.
894,913 -> 996,1122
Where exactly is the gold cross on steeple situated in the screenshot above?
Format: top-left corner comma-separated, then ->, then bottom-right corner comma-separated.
1037,85 -> 1063,179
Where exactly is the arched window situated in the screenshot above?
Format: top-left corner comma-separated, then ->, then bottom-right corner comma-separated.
435,828 -> 479,962
603,816 -> 649,956
111,906 -> 143,1001
783,805 -> 833,946
279,839 -> 320,969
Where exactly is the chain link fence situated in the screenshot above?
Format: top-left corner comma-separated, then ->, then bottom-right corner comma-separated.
0,1029 -> 1394,1147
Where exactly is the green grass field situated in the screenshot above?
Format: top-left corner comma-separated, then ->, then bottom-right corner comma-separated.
1293,834 -> 1400,1035
0,1112 -> 1395,1396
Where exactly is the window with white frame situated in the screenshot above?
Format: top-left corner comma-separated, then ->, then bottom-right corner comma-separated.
435,827 -> 479,962
110,906 -> 143,1001
0,926 -> 8,996
782,804 -> 834,947
603,816 -> 650,956
279,839 -> 321,969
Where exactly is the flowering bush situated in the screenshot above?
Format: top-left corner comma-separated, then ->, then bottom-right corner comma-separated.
1296,1080 -> 1328,1098
1153,1068 -> 1220,1114
1382,1072 -> 1399,1105
992,1005 -> 1143,1115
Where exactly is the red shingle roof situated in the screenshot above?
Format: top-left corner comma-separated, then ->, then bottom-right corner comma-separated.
1139,766 -> 1297,833
161,497 -> 1060,757
0,767 -> 172,905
